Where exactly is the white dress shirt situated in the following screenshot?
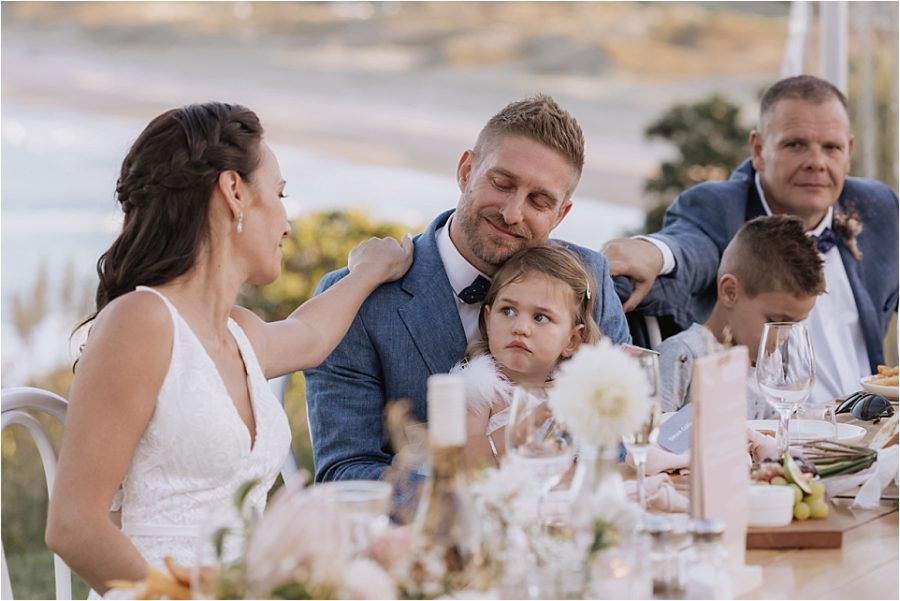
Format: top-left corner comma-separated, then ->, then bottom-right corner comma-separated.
436,219 -> 491,344
754,175 -> 870,404
647,174 -> 870,403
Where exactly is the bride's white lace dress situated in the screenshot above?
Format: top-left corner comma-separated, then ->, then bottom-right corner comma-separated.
112,286 -> 292,570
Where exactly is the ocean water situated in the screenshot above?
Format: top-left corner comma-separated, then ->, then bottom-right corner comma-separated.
1,101 -> 643,384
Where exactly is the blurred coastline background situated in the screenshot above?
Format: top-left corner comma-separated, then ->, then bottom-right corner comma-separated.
1,3 -> 897,597
3,1 -> 897,383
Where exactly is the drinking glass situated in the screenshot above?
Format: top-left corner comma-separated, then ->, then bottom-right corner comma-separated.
755,322 -> 816,457
505,386 -> 575,522
316,480 -> 392,555
621,350 -> 663,513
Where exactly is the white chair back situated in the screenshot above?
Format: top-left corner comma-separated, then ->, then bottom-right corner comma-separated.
268,375 -> 301,483
1,387 -> 72,600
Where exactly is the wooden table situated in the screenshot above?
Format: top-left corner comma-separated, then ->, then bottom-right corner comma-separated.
741,413 -> 899,599
742,498 -> 898,599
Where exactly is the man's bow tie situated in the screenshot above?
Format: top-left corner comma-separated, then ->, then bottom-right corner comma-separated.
458,275 -> 491,304
811,227 -> 839,254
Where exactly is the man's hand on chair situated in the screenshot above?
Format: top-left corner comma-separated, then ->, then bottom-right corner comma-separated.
601,238 -> 664,312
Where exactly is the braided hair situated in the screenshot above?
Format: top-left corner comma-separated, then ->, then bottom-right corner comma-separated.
79,102 -> 263,331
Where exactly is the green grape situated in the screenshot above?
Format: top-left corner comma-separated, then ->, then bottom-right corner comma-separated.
771,476 -> 788,486
808,498 -> 829,519
793,501 -> 811,521
788,483 -> 803,504
808,480 -> 826,501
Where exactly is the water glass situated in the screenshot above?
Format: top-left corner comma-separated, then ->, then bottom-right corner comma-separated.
316,480 -> 392,555
505,386 -> 575,522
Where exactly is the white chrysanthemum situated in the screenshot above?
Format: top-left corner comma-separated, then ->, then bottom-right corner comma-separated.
548,339 -> 652,449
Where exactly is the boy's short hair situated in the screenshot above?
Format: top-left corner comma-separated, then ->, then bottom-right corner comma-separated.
718,215 -> 825,298
473,94 -> 585,179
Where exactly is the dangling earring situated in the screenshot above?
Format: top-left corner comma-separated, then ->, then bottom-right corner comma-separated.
236,210 -> 244,234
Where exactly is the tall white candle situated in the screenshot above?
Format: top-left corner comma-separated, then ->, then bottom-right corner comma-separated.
426,374 -> 466,447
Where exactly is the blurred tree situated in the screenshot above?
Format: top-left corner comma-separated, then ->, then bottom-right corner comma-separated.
238,210 -> 413,321
638,94 -> 751,234
237,209 -> 419,478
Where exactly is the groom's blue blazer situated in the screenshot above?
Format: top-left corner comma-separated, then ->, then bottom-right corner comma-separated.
305,209 -> 631,482
633,159 -> 898,371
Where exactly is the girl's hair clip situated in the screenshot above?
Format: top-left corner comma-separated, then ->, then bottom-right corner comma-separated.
585,285 -> 592,301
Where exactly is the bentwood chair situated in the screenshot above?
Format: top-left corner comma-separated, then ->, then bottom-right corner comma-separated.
1,387 -> 72,600
268,375 -> 301,483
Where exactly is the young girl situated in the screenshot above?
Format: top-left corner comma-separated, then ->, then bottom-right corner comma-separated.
450,245 -> 601,469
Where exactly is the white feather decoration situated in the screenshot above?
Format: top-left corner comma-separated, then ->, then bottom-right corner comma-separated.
449,354 -> 513,417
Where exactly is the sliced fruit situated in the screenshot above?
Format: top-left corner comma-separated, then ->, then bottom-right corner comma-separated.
808,480 -> 826,501
783,451 -> 812,495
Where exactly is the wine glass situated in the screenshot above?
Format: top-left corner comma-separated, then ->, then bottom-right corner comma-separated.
505,386 -> 575,523
621,350 -> 663,513
755,322 -> 816,458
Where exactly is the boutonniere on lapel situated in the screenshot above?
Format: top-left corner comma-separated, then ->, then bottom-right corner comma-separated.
833,207 -> 864,261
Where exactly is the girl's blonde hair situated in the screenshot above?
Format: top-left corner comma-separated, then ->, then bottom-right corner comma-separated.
464,245 -> 602,361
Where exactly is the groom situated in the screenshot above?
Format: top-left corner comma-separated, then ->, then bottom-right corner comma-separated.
305,95 -> 630,482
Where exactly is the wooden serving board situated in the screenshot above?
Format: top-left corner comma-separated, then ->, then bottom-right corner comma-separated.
746,499 -> 897,549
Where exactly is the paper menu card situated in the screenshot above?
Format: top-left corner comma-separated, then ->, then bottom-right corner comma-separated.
689,345 -> 749,564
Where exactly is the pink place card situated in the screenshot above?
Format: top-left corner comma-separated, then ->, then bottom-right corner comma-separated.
689,345 -> 749,563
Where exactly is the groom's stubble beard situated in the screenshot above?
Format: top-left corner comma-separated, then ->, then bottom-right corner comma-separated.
454,189 -> 536,270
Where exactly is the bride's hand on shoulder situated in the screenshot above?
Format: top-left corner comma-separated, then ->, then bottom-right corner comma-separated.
348,233 -> 414,284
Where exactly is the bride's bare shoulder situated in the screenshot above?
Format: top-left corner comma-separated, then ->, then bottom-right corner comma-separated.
89,289 -> 173,342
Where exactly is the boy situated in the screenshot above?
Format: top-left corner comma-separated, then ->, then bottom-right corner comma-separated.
658,215 -> 825,419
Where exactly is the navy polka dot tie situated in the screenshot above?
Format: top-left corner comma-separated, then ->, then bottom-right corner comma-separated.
811,227 -> 839,254
458,275 -> 491,304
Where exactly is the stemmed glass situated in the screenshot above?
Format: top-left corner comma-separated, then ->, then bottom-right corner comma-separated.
756,322 -> 816,458
621,350 -> 662,513
505,386 -> 575,523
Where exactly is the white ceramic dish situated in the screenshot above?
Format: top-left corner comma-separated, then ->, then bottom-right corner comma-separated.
860,375 -> 899,402
748,484 -> 794,528
747,419 -> 866,445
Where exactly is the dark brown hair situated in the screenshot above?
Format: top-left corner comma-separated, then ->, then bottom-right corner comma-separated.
79,102 -> 264,331
719,215 -> 826,298
465,245 -> 601,360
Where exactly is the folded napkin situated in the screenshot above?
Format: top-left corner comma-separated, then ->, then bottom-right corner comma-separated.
822,445 -> 900,509
746,426 -> 780,462
624,473 -> 689,513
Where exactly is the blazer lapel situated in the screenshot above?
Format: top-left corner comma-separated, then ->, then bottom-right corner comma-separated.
399,210 -> 468,375
838,241 -> 880,371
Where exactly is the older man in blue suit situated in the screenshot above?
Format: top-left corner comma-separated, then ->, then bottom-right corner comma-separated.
305,95 -> 630,482
604,75 -> 898,405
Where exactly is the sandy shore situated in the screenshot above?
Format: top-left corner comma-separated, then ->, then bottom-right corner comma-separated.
1,2 -> 795,208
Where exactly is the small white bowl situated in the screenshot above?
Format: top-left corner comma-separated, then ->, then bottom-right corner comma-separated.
748,484 -> 794,528
860,375 -> 899,402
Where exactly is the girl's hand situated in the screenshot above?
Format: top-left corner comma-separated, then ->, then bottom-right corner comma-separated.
348,234 -> 414,284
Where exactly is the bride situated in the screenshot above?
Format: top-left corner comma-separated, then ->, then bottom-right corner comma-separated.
45,102 -> 413,595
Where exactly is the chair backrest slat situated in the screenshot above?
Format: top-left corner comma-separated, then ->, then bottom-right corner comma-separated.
1,387 -> 72,600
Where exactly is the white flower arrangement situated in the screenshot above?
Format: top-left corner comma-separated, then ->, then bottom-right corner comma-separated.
240,476 -> 396,600
548,339 -> 652,449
